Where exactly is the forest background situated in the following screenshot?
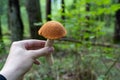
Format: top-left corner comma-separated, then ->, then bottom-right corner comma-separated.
0,0 -> 120,80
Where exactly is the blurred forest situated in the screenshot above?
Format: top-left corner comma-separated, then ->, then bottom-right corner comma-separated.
0,0 -> 120,80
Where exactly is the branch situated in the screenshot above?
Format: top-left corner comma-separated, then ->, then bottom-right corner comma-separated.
59,38 -> 120,48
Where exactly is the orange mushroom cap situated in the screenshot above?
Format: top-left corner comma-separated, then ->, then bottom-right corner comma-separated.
38,21 -> 67,39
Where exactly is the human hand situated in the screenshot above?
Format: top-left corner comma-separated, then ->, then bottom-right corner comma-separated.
0,39 -> 54,80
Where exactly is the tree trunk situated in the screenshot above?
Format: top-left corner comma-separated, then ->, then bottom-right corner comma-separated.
85,3 -> 90,27
0,16 -> 6,54
114,0 -> 120,43
8,0 -> 24,42
71,0 -> 77,9
0,16 -> 2,42
26,0 -> 44,39
114,9 -> 120,43
83,3 -> 92,41
45,2 -> 54,79
46,0 -> 51,21
61,0 -> 65,20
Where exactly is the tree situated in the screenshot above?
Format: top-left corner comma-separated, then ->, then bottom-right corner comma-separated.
0,1 -> 6,54
61,0 -> 65,21
0,17 -> 2,41
26,0 -> 43,39
8,0 -> 24,41
46,0 -> 51,21
85,3 -> 90,23
45,1 -> 54,79
0,1 -> 3,41
71,0 -> 77,9
0,16 -> 6,54
114,0 -> 120,43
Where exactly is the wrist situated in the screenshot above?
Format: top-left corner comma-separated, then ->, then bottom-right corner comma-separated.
0,68 -> 21,80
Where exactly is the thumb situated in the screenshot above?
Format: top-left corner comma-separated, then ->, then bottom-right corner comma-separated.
29,47 -> 54,58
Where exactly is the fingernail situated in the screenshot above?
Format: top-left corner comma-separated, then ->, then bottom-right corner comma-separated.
48,47 -> 54,52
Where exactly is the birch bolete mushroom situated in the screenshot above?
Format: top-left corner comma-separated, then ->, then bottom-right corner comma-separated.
38,21 -> 67,65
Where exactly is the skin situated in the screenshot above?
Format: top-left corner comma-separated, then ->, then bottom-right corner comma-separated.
0,39 -> 54,80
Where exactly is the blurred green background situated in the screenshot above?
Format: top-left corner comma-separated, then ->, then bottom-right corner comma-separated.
0,0 -> 120,80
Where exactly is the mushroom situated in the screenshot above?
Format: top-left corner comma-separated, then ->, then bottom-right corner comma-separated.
38,21 -> 67,65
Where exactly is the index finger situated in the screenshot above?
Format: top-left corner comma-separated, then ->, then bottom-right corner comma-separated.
19,39 -> 46,50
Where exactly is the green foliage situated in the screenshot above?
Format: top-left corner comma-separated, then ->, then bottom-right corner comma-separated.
0,0 -> 7,16
55,0 -> 119,42
51,0 -> 120,80
0,0 -> 4,15
1,0 -> 120,80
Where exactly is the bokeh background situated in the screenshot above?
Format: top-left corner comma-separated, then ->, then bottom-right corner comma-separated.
0,0 -> 120,80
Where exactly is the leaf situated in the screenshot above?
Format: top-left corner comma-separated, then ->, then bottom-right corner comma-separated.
89,53 -> 100,57
102,0 -> 111,5
104,53 -> 115,60
110,4 -> 120,12
98,75 -> 105,80
92,0 -> 111,5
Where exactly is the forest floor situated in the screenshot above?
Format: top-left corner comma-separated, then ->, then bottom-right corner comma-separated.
0,26 -> 120,80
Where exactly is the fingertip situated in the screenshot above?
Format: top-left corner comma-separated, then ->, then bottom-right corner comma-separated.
48,47 -> 54,53
30,47 -> 54,58
34,59 -> 40,65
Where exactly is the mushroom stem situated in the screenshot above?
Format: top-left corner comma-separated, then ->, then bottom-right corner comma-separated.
45,39 -> 54,65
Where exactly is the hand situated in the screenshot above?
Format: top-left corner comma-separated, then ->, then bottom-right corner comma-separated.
0,39 -> 54,80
